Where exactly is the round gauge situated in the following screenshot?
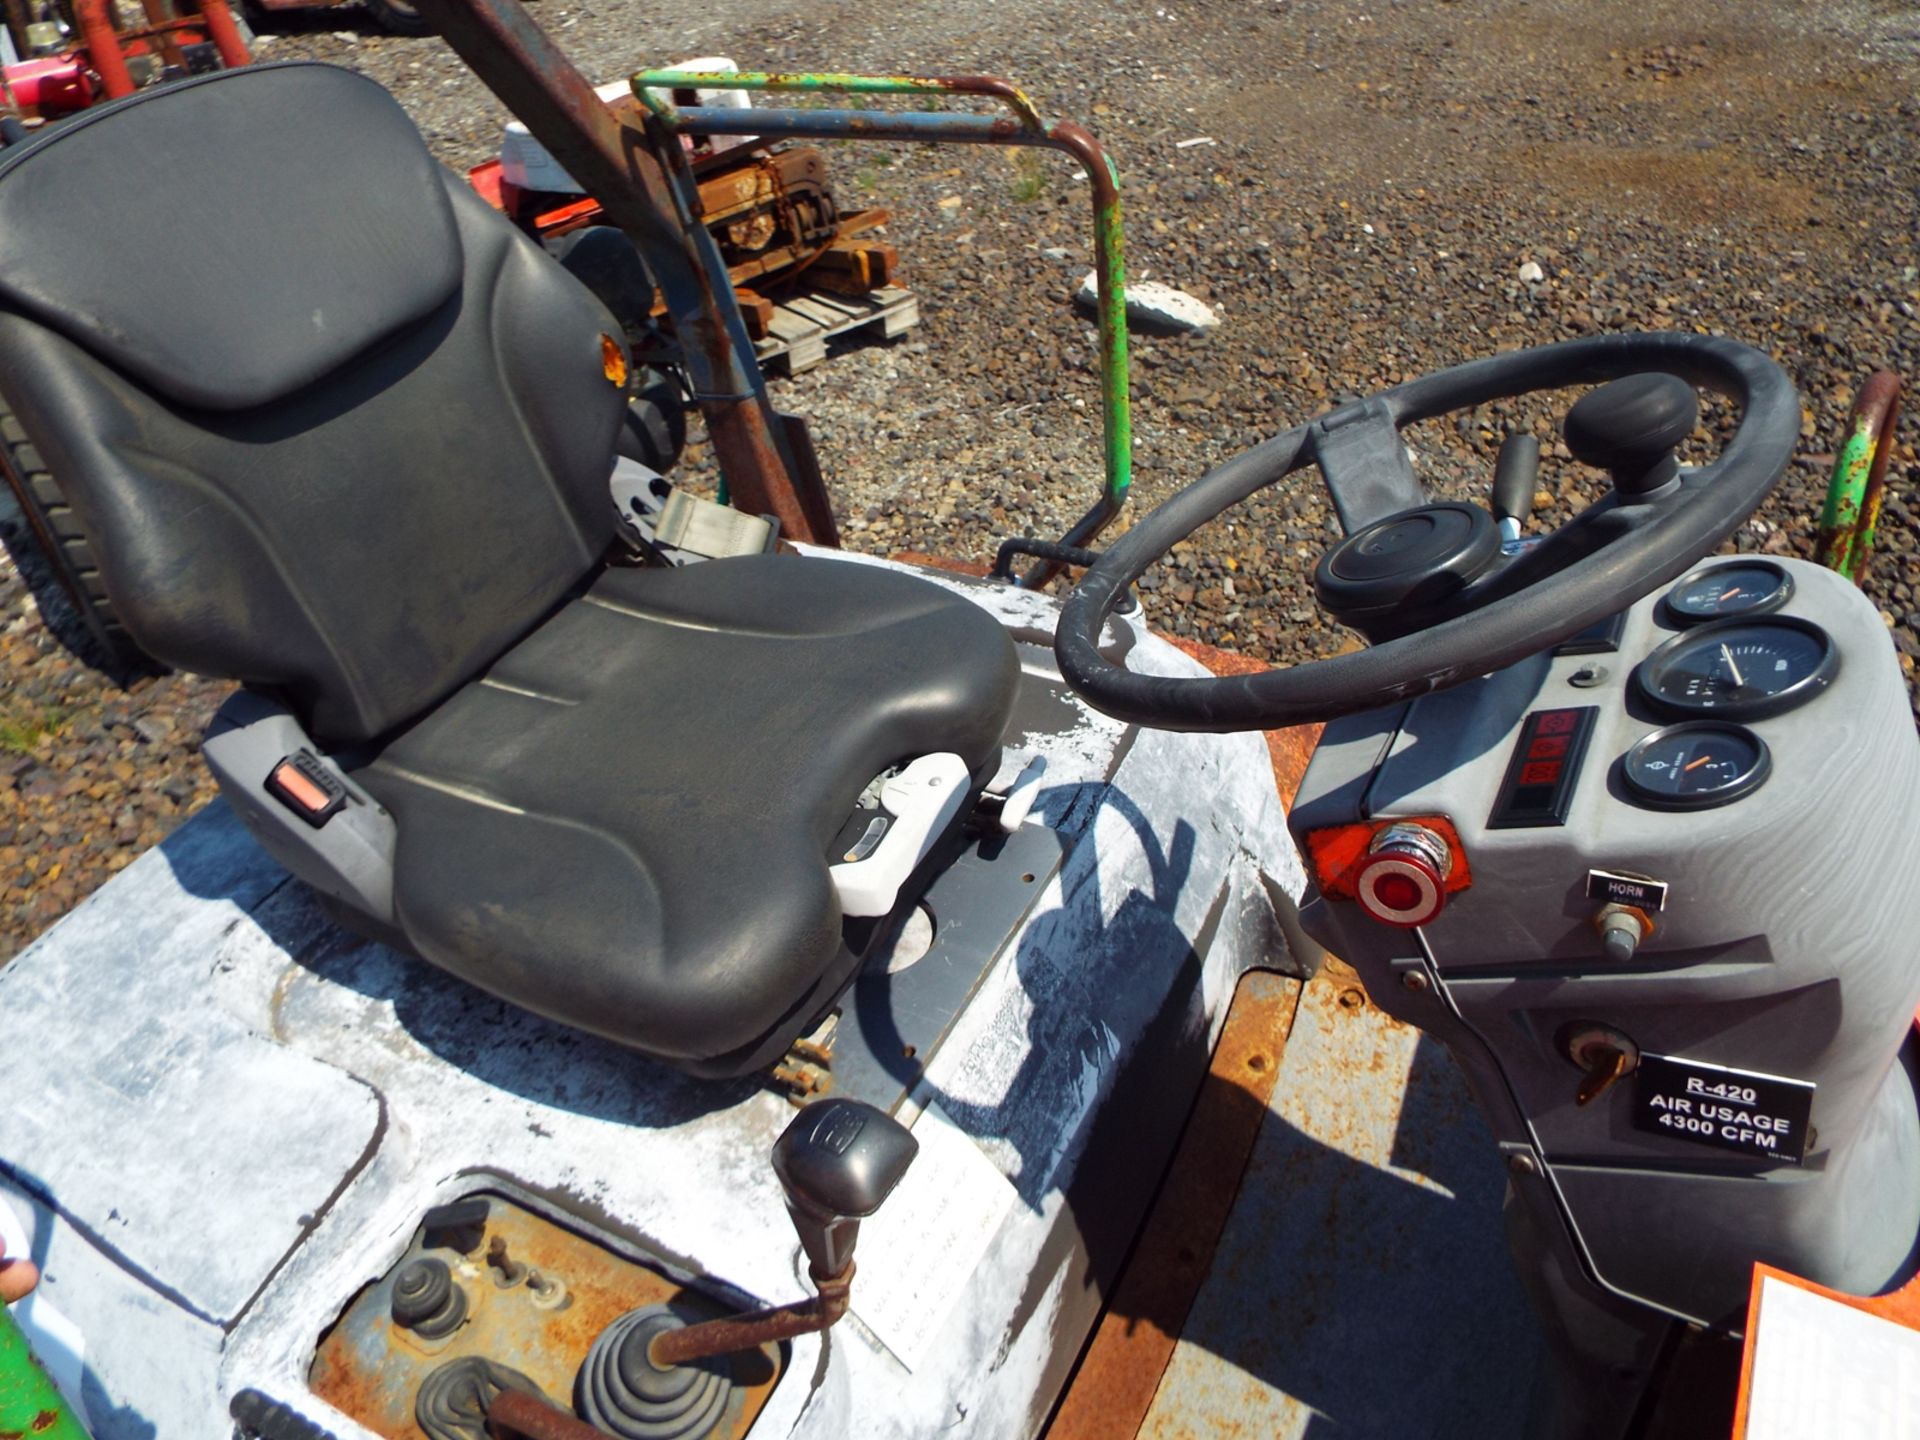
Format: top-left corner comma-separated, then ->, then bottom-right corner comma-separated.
1621,722 -> 1772,811
1664,559 -> 1793,624
1634,616 -> 1838,721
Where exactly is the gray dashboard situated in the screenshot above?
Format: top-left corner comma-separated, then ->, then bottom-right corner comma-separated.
1290,555 -> 1920,1327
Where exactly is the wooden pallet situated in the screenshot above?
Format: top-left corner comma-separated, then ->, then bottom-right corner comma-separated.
753,285 -> 920,376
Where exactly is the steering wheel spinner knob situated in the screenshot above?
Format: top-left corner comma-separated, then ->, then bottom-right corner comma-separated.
1355,823 -> 1453,928
1563,372 -> 1699,499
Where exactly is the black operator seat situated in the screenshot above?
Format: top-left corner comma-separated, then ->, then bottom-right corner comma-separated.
0,63 -> 1019,1075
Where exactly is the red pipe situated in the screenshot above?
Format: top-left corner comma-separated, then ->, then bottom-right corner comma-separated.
74,0 -> 135,99
194,0 -> 251,73
74,0 -> 248,102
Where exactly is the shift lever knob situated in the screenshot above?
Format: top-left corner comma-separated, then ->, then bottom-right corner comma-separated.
1491,433 -> 1540,543
1563,373 -> 1698,501
772,1098 -> 918,1280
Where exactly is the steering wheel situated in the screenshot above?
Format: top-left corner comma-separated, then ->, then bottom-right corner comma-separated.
1055,333 -> 1799,732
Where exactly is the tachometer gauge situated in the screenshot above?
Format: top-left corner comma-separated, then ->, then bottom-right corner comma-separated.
1634,617 -> 1837,721
1621,722 -> 1771,811
1664,560 -> 1793,624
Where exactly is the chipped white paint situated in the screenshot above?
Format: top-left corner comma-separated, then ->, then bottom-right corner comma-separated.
848,1105 -> 1019,1371
0,551 -> 1306,1440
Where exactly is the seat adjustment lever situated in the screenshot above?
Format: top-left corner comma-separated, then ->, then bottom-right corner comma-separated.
831,753 -> 970,917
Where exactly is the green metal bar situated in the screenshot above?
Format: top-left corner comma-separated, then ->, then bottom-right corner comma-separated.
632,70 -> 1046,134
635,74 -> 1132,580
1815,371 -> 1900,585
0,1306 -> 92,1440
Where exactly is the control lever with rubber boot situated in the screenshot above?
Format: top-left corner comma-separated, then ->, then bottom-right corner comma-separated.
643,1098 -> 918,1371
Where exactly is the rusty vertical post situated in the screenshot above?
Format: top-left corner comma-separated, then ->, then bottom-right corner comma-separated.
1815,371 -> 1902,586
406,0 -> 836,544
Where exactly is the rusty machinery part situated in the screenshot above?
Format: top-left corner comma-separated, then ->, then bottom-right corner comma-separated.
415,1355 -> 551,1440
0,389 -> 150,671
71,0 -> 248,101
486,1388 -> 614,1440
631,70 -> 1133,590
703,147 -> 839,266
576,1304 -> 740,1440
1815,370 -> 1902,585
517,147 -> 843,273
503,148 -> 888,339
413,0 -> 835,549
643,1263 -> 852,1371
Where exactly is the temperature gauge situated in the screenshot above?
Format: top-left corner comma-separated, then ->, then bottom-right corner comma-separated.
1634,616 -> 1837,720
1621,722 -> 1771,811
1664,560 -> 1793,624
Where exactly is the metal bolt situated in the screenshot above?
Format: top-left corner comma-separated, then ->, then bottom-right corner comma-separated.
1569,663 -> 1609,688
1507,1152 -> 1541,1177
1400,970 -> 1430,993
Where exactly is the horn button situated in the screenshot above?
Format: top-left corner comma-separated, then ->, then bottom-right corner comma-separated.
1313,501 -> 1500,640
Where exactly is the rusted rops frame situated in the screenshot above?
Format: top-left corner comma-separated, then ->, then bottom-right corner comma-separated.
633,69 -> 1133,583
1815,370 -> 1902,585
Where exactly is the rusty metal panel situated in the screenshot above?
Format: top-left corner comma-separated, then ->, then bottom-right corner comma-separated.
1132,976 -> 1537,1440
1046,970 -> 1301,1440
309,1192 -> 783,1439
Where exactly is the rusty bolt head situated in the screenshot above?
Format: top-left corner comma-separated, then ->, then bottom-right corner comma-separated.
1400,970 -> 1431,993
1507,1152 -> 1541,1177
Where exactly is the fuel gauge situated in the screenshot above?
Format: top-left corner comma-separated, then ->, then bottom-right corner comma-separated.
1621,721 -> 1771,811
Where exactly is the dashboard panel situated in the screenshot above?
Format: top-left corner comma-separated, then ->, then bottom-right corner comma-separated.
1288,555 -> 1920,1325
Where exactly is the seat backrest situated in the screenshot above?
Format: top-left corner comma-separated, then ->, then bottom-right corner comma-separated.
0,63 -> 630,744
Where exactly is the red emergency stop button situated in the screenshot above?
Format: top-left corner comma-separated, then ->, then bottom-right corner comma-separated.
1354,822 -> 1453,928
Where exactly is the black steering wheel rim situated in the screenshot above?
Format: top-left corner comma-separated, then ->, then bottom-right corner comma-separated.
1055,332 -> 1800,733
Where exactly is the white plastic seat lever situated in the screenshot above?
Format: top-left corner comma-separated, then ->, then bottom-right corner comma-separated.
830,753 -> 971,918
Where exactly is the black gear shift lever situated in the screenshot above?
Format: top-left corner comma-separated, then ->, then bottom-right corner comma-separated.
772,1097 -> 919,1280
1563,372 -> 1698,502
628,1098 -> 920,1378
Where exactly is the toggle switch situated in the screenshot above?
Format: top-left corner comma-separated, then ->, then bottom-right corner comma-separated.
1561,1022 -> 1640,1108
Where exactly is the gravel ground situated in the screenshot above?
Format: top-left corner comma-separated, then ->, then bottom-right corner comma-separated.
1,0 -> 1916,957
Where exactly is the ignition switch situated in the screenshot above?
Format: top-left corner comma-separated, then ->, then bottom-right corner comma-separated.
1354,822 -> 1453,928
1560,1022 -> 1641,1107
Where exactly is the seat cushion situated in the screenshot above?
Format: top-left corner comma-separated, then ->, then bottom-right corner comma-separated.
354,554 -> 1019,1073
